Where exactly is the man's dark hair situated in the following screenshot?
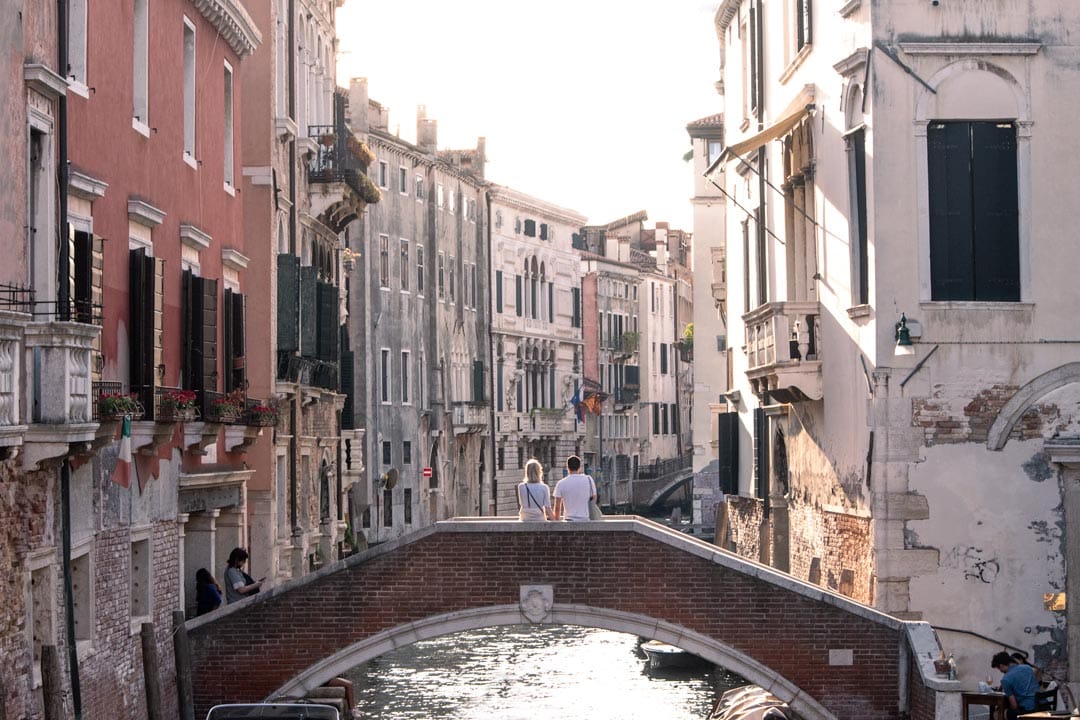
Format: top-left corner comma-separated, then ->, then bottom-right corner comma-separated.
567,455 -> 582,472
992,651 -> 1015,669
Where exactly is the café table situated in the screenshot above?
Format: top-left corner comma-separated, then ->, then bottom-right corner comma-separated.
963,691 -> 1008,720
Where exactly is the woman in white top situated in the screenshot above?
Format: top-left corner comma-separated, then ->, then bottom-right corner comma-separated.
518,458 -> 554,521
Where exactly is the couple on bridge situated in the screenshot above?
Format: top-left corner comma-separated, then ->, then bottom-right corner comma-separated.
517,454 -> 600,522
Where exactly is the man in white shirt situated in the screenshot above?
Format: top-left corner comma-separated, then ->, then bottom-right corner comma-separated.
554,455 -> 596,521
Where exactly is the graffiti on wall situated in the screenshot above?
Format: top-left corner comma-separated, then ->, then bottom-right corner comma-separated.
942,545 -> 1000,583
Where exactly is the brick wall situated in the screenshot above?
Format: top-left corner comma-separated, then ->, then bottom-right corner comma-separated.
788,506 -> 873,604
725,494 -> 764,558
912,384 -> 1059,446
188,523 -> 919,719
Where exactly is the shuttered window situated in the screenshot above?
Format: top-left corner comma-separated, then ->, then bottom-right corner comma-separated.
515,275 -> 523,317
316,281 -> 338,361
495,270 -> 503,313
928,121 -> 1020,301
717,412 -> 740,495
571,287 -> 581,328
222,288 -> 246,393
472,360 -> 485,402
182,269 -> 217,392
129,248 -> 157,391
277,254 -> 300,352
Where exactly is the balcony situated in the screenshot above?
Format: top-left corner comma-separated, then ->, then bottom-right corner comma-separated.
614,388 -> 639,407
742,300 -> 822,403
278,353 -> 339,391
452,402 -> 488,435
305,123 -> 380,234
496,411 -> 520,434
528,408 -> 564,437
0,310 -> 29,455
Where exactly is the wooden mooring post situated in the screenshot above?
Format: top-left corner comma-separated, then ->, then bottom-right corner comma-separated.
141,622 -> 162,720
41,645 -> 65,720
173,610 -> 195,720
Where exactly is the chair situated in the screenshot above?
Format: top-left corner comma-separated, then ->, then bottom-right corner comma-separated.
1035,687 -> 1058,711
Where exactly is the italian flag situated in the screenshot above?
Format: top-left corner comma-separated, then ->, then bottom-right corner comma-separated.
112,416 -> 132,489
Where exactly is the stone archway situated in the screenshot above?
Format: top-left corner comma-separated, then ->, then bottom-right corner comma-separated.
986,362 -> 1080,450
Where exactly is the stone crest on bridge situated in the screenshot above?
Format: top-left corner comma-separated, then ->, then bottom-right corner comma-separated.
519,584 -> 553,623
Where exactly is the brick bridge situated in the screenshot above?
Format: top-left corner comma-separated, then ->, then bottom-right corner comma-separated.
183,518 -> 956,720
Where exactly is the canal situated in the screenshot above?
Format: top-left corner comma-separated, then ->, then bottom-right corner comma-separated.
343,625 -> 748,719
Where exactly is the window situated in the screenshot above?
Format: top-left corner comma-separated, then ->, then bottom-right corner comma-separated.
71,550 -> 93,642
415,175 -> 425,199
404,489 -> 413,524
448,189 -> 456,214
515,275 -> 523,317
183,19 -> 196,160
400,240 -> 410,292
707,141 -> 723,166
133,0 -> 149,125
130,536 -> 151,620
794,0 -> 812,54
223,62 -> 235,188
399,166 -> 408,194
524,219 -> 536,237
378,161 -> 388,188
417,245 -> 425,295
382,440 -> 392,465
403,441 -> 412,464
383,488 -> 393,526
68,0 -> 88,87
437,252 -> 445,300
539,223 -> 548,240
437,183 -> 444,208
495,270 -> 503,313
379,235 -> 390,288
449,256 -> 456,304
514,217 -> 522,234
401,351 -> 410,403
660,343 -> 668,374
517,446 -> 524,469
380,349 -> 390,403
928,121 -> 1019,301
847,127 -> 869,305
30,560 -> 55,682
497,446 -> 505,470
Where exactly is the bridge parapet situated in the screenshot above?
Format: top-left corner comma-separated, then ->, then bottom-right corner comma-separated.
184,517 -> 960,720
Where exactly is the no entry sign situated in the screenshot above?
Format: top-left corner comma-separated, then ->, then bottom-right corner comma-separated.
422,467 -> 433,478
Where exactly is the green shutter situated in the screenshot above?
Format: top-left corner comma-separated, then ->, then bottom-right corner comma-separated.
340,326 -> 354,429
316,281 -> 339,361
515,275 -> 522,317
717,412 -> 739,495
472,360 -> 485,402
222,289 -> 234,392
300,265 -> 318,357
201,277 -> 218,391
928,122 -> 975,301
277,254 -> 300,352
971,122 -> 1020,301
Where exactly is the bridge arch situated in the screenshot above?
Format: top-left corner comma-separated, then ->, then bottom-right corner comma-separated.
186,518 -> 949,719
274,604 -> 836,720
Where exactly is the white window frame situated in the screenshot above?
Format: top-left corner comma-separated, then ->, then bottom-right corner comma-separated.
380,348 -> 390,404
400,239 -> 410,293
133,0 -> 149,132
68,0 -> 89,93
401,350 -> 411,404
223,60 -> 235,192
415,175 -> 424,200
182,17 -> 197,166
378,161 -> 388,188
399,166 -> 408,194
416,245 -> 425,296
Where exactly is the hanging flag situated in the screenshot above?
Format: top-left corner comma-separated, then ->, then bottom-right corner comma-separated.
583,393 -> 603,416
112,416 -> 132,489
570,387 -> 584,422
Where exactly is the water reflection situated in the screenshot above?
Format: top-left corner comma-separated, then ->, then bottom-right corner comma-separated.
343,625 -> 747,719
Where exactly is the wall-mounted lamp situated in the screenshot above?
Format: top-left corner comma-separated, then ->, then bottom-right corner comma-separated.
895,313 -> 916,356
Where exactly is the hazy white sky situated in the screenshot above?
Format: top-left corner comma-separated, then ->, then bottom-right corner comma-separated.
335,1 -> 721,230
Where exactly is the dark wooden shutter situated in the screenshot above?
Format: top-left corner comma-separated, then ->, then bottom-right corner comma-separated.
571,287 -> 581,327
928,122 -> 975,300
717,412 -> 739,495
222,289 -> 246,393
660,343 -> 668,374
300,265 -> 318,357
182,269 -> 195,389
74,231 -> 94,323
548,282 -> 553,321
515,275 -> 522,317
200,277 -> 218,391
652,403 -> 660,434
850,128 -> 869,305
495,270 -> 503,313
972,122 -> 1020,301
277,254 -> 300,352
129,249 -> 155,389
222,289 -> 234,391
472,360 -> 485,402
232,291 -> 246,389
316,281 -> 338,361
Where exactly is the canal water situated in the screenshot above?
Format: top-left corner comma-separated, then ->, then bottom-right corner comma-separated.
343,624 -> 748,719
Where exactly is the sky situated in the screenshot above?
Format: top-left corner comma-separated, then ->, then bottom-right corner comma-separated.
335,1 -> 722,231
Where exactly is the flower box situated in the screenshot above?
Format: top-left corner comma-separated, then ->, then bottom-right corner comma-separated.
244,404 -> 279,427
97,393 -> 143,420
158,389 -> 198,422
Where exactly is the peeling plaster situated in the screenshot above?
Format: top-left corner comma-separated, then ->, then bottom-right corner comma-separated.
1023,452 -> 1053,483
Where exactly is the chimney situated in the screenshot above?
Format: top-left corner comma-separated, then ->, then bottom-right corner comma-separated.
348,78 -> 370,133
474,137 -> 486,180
417,105 -> 437,152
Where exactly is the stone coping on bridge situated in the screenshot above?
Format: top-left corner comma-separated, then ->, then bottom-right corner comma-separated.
187,515 -> 955,694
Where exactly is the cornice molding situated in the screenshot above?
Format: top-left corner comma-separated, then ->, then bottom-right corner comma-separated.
69,170 -> 108,201
839,0 -> 862,18
191,0 -> 262,57
221,247 -> 250,271
899,41 -> 1042,56
834,48 -> 870,78
487,187 -> 588,227
179,223 -> 212,251
24,63 -> 67,100
128,199 -> 166,227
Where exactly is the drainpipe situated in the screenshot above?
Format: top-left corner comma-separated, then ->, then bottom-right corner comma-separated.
484,189 -> 496,516
60,462 -> 83,719
57,0 -> 82,713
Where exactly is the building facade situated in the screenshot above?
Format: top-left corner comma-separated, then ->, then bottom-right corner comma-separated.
489,188 -> 587,515
346,83 -> 489,543
709,0 -> 1080,683
686,113 -> 732,530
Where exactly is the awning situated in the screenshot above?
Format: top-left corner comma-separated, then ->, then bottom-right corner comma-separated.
706,85 -> 816,173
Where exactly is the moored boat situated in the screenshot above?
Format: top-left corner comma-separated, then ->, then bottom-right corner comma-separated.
640,640 -> 709,670
708,685 -> 797,720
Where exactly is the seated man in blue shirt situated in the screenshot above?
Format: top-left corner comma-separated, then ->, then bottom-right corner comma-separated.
992,651 -> 1040,719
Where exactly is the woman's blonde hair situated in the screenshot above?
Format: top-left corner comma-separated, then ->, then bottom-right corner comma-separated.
524,458 -> 544,484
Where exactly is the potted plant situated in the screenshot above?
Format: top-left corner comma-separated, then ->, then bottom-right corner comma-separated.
319,132 -> 336,147
158,389 -> 198,422
244,403 -> 279,427
97,393 -> 142,420
207,389 -> 245,423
